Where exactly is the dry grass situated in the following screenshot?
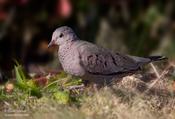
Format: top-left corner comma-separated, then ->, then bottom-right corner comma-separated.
81,87 -> 175,119
1,85 -> 175,119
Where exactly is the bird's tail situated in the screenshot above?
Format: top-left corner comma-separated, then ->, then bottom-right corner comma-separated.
145,56 -> 168,62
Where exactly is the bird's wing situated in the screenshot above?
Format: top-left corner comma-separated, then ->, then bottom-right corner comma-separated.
78,41 -> 141,76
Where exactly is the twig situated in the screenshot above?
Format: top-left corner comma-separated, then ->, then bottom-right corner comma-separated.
144,63 -> 171,93
42,77 -> 67,90
67,84 -> 84,90
150,63 -> 160,78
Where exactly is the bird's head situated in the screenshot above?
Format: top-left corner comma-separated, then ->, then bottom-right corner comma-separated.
48,26 -> 77,47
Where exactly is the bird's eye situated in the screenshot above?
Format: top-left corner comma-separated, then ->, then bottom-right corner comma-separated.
59,33 -> 64,38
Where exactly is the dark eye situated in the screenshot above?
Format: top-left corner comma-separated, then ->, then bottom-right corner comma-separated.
59,33 -> 64,38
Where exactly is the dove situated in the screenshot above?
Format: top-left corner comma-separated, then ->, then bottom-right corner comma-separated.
48,26 -> 167,84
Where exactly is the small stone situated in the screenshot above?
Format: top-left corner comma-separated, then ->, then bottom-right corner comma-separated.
5,83 -> 14,93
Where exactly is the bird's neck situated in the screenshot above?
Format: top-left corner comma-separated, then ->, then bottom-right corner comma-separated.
59,35 -> 80,53
59,40 -> 74,53
63,39 -> 75,46
58,40 -> 76,63
62,35 -> 79,46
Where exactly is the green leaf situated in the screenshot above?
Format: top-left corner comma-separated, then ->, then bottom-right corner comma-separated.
14,64 -> 42,97
30,88 -> 42,98
53,91 -> 70,104
14,65 -> 26,89
64,78 -> 82,87
27,80 -> 37,89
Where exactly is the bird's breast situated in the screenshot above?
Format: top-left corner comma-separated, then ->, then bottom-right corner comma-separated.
58,46 -> 85,76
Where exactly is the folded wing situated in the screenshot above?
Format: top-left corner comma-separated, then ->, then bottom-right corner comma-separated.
78,41 -> 145,76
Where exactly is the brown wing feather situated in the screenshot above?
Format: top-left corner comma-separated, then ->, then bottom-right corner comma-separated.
78,41 -> 140,75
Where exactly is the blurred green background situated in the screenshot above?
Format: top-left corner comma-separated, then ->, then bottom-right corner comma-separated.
0,0 -> 175,80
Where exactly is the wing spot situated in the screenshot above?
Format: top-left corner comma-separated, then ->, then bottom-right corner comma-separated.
104,61 -> 107,66
111,55 -> 118,66
87,55 -> 93,61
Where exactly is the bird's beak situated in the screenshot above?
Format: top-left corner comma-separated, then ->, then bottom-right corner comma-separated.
48,40 -> 55,48
48,42 -> 52,48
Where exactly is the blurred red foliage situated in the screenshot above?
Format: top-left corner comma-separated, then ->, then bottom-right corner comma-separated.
57,0 -> 72,18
